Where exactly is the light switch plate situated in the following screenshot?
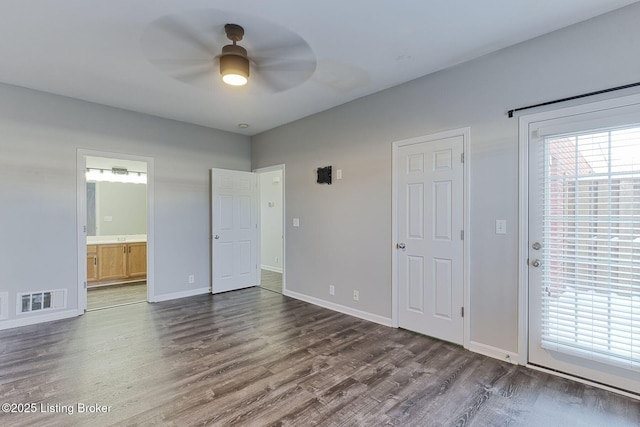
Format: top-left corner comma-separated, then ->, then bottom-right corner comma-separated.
293,218 -> 300,227
336,169 -> 342,180
496,219 -> 507,235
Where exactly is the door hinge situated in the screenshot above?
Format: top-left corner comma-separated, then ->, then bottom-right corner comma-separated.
461,153 -> 465,163
461,307 -> 464,317
460,230 -> 464,240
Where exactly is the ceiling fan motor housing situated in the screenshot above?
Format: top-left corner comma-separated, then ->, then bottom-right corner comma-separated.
220,44 -> 250,81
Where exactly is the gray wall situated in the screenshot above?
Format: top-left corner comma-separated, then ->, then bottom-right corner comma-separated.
0,84 -> 250,324
95,182 -> 147,236
251,4 -> 640,355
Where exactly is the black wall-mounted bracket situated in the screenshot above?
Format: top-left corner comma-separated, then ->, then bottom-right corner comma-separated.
317,166 -> 332,185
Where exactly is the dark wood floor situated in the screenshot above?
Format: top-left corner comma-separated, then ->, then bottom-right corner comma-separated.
1,287 -> 638,426
87,282 -> 147,311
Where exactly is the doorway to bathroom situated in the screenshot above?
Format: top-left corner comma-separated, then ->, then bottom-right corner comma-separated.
77,150 -> 154,311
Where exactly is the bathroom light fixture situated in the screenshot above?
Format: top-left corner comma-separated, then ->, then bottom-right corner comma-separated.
111,167 -> 128,175
86,168 -> 147,184
220,24 -> 249,86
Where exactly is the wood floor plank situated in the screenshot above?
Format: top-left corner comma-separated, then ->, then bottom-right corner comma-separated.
1,287 -> 639,426
87,282 -> 147,311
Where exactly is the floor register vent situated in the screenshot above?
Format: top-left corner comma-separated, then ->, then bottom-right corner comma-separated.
17,289 -> 66,314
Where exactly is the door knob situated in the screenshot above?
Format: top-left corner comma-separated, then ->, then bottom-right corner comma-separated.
214,235 -> 220,240
530,259 -> 541,267
396,243 -> 406,250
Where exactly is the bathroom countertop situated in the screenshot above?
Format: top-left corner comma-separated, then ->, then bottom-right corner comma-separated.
87,234 -> 147,245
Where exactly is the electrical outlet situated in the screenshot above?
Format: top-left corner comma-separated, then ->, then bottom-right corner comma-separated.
352,290 -> 359,301
188,275 -> 195,284
329,285 -> 335,296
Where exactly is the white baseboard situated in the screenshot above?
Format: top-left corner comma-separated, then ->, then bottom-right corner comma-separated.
260,265 -> 283,274
284,289 -> 393,327
469,340 -> 519,365
0,309 -> 78,331
150,287 -> 210,303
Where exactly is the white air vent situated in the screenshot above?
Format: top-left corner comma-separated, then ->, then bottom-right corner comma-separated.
0,292 -> 8,320
17,289 -> 66,315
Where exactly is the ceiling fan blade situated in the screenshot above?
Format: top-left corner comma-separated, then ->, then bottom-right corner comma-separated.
148,58 -> 213,69
256,59 -> 316,74
148,59 -> 214,83
250,40 -> 313,63
252,63 -> 315,93
172,64 -> 213,79
252,59 -> 316,92
173,66 -> 215,85
249,39 -> 316,93
153,15 -> 218,57
250,69 -> 289,93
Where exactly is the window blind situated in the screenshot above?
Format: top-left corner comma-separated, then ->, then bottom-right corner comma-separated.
539,125 -> 640,371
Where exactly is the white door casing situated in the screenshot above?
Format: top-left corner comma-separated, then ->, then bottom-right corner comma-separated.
211,168 -> 258,294
393,130 -> 467,345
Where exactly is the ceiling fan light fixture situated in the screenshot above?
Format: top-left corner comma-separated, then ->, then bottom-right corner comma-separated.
220,38 -> 249,86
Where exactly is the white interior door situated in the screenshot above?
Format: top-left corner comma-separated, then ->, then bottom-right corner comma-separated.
526,103 -> 640,394
211,168 -> 258,294
396,135 -> 464,344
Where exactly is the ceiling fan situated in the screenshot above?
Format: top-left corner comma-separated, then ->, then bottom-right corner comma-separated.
141,10 -> 317,93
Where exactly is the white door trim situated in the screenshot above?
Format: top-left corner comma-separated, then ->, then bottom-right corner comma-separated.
76,149 -> 155,312
253,164 -> 286,293
391,127 -> 471,349
517,115 -> 531,365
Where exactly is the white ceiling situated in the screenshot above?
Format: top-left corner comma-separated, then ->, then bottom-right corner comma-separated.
1,1 -> 637,136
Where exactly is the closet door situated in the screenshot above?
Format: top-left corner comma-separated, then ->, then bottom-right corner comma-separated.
211,169 -> 258,293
